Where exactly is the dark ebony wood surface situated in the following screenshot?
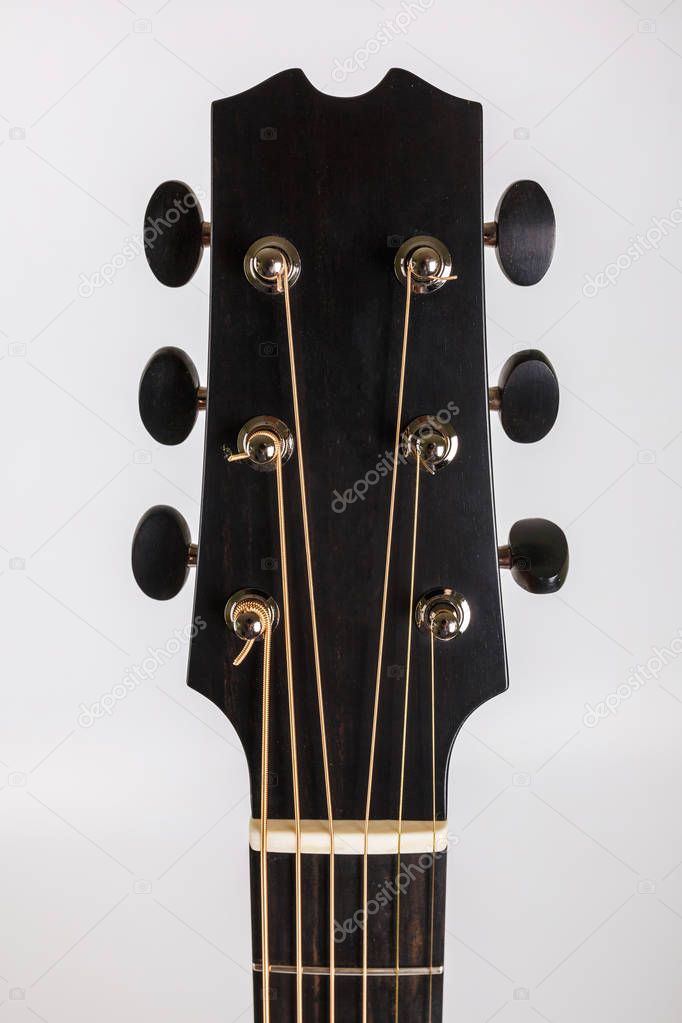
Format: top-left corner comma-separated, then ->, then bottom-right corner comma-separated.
496,349 -> 559,443
508,518 -> 569,594
249,849 -> 446,1023
139,346 -> 200,445
143,180 -> 205,287
494,180 -> 555,286
132,504 -> 191,600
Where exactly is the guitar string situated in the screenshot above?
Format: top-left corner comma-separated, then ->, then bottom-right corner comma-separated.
427,628 -> 437,1023
279,266 -> 336,1023
237,260 -> 453,1023
234,427 -> 304,1023
418,267 -> 458,1022
260,613 -> 273,1023
394,445 -> 422,1023
409,265 -> 458,1023
407,268 -> 458,1021
228,527 -> 277,1023
254,600 -> 274,1023
273,426 -> 304,1023
361,263 -> 457,1023
361,263 -> 414,1023
255,262 -> 453,1021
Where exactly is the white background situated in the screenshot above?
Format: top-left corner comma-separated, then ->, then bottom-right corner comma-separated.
1,1 -> 681,1020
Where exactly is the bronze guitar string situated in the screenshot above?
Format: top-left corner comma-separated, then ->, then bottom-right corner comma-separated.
280,264 -> 336,1023
361,263 -> 414,1023
244,598 -> 274,1023
273,426 -> 304,1023
235,254 -> 338,1023
259,611 -> 274,1023
361,262 -> 457,1023
394,447 -> 423,1023
239,260 -> 456,1023
428,628 -> 437,1023
414,265 -> 458,1023
231,429 -> 303,1023
226,444 -> 284,1023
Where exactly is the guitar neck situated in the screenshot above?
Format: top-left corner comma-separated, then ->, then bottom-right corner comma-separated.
249,821 -> 447,1023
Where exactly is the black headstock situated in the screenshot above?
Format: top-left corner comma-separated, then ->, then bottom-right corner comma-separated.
133,69 -> 568,823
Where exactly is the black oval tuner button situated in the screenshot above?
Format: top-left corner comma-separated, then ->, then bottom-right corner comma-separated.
132,505 -> 194,601
488,181 -> 556,287
144,180 -> 207,287
493,349 -> 559,444
501,518 -> 569,595
139,347 -> 203,445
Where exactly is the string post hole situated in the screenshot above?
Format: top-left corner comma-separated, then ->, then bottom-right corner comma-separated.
244,236 -> 302,293
415,588 -> 471,642
230,416 -> 294,472
402,415 -> 459,475
394,235 -> 453,294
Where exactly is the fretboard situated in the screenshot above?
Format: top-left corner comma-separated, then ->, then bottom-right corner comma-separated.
249,820 -> 447,1023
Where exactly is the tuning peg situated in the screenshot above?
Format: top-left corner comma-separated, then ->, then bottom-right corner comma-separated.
498,518 -> 568,595
144,181 -> 210,287
132,505 -> 197,600
489,349 -> 559,444
484,181 -> 555,286
139,347 -> 206,445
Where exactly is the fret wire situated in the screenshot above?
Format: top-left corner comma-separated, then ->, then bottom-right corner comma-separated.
361,263 -> 414,1023
394,448 -> 422,1023
280,265 -> 337,1023
253,963 -> 445,977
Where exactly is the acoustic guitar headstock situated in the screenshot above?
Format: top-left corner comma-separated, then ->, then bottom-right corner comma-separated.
132,68 -> 567,821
